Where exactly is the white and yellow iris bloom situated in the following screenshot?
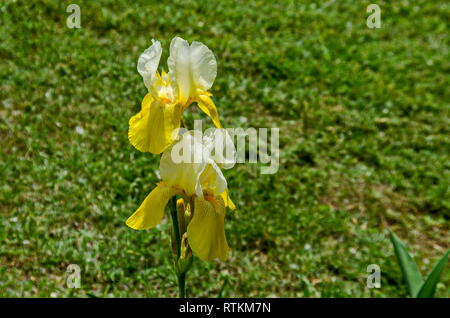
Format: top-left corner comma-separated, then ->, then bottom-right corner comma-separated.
129,37 -> 222,154
126,131 -> 235,261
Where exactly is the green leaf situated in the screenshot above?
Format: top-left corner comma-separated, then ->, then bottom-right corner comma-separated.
416,250 -> 449,298
390,231 -> 423,297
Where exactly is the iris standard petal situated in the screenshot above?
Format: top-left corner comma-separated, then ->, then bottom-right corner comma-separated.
203,128 -> 236,169
137,39 -> 162,90
187,196 -> 229,261
168,37 -> 192,106
126,182 -> 179,230
190,41 -> 217,91
160,133 -> 207,196
168,37 -> 217,106
199,162 -> 227,196
128,94 -> 182,154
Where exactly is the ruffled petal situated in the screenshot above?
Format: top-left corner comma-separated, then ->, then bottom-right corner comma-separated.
190,41 -> 217,91
160,132 -> 207,196
187,196 -> 229,261
128,94 -> 182,154
203,128 -> 236,169
199,162 -> 227,196
126,182 -> 179,230
168,37 -> 192,106
137,40 -> 162,90
168,37 -> 217,106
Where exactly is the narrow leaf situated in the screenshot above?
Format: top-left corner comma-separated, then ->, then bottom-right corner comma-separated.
390,231 -> 423,297
416,250 -> 449,298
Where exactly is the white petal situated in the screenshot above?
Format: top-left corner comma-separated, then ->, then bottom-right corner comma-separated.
159,130 -> 229,198
202,160 -> 227,195
190,41 -> 217,91
168,37 -> 192,105
168,37 -> 217,104
137,39 -> 162,90
160,132 -> 206,197
203,129 -> 236,169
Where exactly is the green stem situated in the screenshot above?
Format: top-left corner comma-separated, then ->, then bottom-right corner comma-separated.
169,196 -> 186,297
178,272 -> 186,298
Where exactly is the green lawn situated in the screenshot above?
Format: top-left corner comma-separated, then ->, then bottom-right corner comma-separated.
0,0 -> 449,297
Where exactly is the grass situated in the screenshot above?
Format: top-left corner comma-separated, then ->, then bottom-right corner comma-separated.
0,0 -> 449,297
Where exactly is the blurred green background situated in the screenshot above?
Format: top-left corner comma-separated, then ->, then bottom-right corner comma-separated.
0,0 -> 449,297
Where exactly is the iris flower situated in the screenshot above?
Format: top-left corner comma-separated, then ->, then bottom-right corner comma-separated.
126,131 -> 235,261
129,37 -> 222,154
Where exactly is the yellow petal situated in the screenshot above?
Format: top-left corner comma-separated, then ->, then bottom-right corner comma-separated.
176,198 -> 185,214
220,189 -> 236,210
176,198 -> 186,233
187,196 -> 229,261
196,94 -> 222,128
128,93 -> 182,154
126,182 -> 179,230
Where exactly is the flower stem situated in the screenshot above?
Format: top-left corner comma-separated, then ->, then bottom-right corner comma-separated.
178,272 -> 186,298
169,196 -> 186,297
